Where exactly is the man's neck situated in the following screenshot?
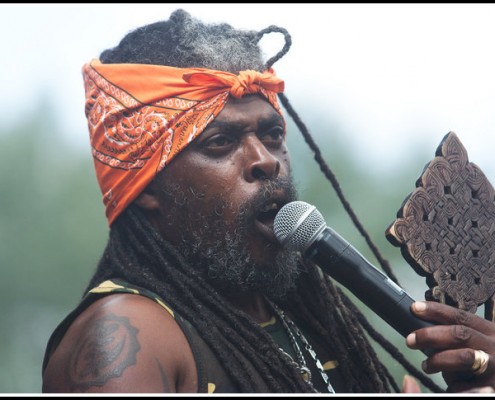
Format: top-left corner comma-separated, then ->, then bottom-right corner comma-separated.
224,292 -> 273,324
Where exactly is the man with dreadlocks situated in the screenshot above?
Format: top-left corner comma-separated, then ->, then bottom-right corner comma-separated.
42,9 -> 495,394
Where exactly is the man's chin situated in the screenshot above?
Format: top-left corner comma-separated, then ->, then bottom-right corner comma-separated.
205,262 -> 300,301
207,279 -> 292,301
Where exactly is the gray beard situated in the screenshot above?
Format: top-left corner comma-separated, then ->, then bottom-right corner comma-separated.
180,225 -> 302,300
160,177 -> 301,300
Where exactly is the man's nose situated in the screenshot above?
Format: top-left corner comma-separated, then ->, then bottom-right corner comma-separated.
243,135 -> 280,182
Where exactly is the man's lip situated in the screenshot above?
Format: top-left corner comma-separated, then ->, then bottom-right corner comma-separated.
255,199 -> 283,244
254,219 -> 279,244
254,192 -> 290,244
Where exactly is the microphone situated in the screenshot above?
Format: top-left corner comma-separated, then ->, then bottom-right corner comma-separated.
273,201 -> 435,354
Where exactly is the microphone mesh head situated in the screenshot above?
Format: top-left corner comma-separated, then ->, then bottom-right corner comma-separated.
273,201 -> 326,252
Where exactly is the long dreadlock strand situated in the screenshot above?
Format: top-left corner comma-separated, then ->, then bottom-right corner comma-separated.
337,286 -> 444,393
282,262 -> 395,392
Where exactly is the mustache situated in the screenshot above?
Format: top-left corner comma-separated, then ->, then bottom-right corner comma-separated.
237,176 -> 298,223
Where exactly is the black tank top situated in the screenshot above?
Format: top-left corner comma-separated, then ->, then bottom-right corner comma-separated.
42,279 -> 346,393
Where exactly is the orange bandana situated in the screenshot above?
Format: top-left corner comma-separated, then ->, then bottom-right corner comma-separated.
82,59 -> 285,225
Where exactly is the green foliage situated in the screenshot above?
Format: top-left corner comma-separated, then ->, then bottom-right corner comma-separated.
0,98 -> 108,392
0,97 -> 446,392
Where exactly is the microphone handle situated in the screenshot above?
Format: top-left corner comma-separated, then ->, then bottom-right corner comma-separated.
307,227 -> 435,356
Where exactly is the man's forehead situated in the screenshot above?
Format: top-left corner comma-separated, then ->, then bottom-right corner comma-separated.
209,96 -> 284,127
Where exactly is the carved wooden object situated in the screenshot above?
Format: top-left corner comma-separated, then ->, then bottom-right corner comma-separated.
385,132 -> 495,321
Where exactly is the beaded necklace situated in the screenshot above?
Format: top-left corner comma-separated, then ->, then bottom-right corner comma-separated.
268,301 -> 335,394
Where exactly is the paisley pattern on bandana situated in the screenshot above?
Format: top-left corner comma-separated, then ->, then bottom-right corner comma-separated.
82,59 -> 284,225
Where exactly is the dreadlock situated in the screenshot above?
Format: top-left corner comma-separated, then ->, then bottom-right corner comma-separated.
87,8 -> 443,393
87,204 -> 311,391
87,203 -> 390,392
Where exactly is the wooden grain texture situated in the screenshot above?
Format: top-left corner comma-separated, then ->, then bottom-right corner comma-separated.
385,132 -> 495,320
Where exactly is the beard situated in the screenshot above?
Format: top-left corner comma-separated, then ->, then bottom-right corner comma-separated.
157,175 -> 302,300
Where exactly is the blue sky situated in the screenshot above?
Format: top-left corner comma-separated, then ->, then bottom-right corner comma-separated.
2,3 -> 495,179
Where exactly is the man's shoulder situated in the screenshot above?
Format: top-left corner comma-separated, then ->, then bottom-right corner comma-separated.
42,291 -> 198,393
71,291 -> 178,333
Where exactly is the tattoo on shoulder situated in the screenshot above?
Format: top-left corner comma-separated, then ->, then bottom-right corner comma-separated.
67,313 -> 141,391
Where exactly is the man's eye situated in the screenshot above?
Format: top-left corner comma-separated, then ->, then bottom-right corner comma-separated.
260,127 -> 284,144
202,134 -> 234,150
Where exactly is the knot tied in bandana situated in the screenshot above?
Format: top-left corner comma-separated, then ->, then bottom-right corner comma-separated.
182,69 -> 284,98
82,59 -> 285,225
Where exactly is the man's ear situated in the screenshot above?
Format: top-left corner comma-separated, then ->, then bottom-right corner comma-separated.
134,181 -> 161,211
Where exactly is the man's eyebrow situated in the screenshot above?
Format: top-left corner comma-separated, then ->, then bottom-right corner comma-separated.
258,113 -> 285,130
203,119 -> 243,132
